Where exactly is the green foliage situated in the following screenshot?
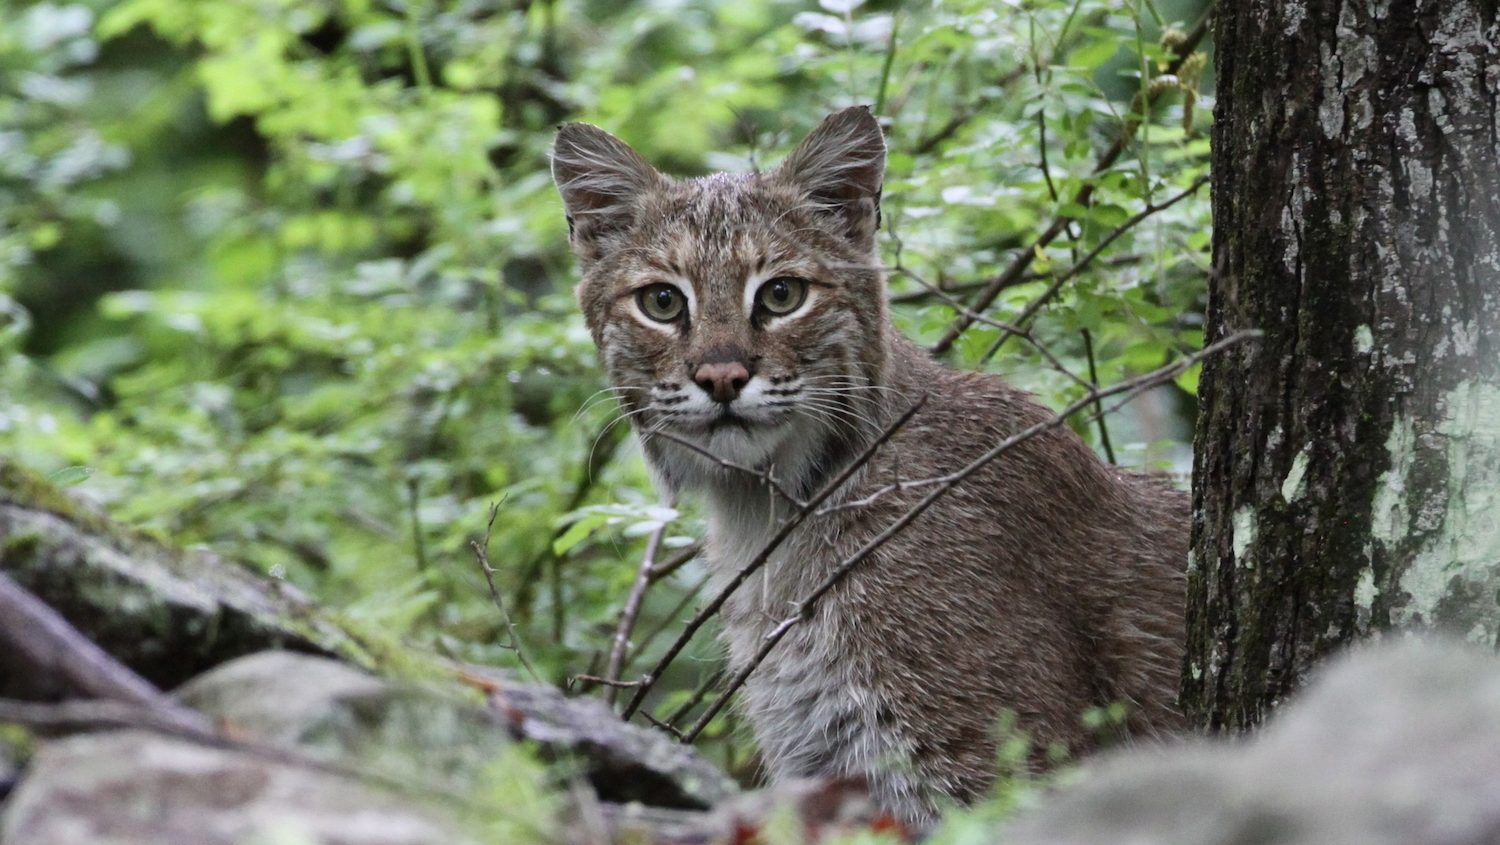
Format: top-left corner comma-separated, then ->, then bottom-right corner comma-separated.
2,0 -> 1213,812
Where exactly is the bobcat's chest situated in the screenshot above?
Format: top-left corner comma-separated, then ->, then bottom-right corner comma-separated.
703,497 -> 919,810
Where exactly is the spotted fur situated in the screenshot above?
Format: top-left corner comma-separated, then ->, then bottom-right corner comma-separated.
553,107 -> 1187,827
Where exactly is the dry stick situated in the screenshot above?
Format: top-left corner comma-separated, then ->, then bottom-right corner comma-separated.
648,542 -> 702,581
679,331 -> 1260,742
581,545 -> 705,696
623,570 -> 711,678
979,172 -> 1211,363
662,668 -> 727,729
601,522 -> 667,705
620,397 -> 929,720
0,697 -> 209,734
571,674 -> 641,690
639,710 -> 686,741
888,263 -> 1095,393
0,571 -> 211,735
1081,328 -> 1118,464
929,6 -> 1215,356
888,256 -> 1144,305
470,501 -> 542,682
883,224 -> 1093,393
645,430 -> 806,509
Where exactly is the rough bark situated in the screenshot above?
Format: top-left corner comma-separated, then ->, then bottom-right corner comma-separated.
1186,0 -> 1500,730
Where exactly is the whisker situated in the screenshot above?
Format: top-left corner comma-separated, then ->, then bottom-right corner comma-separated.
573,385 -> 634,421
587,404 -> 653,482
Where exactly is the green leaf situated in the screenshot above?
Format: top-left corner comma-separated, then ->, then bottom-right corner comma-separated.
1175,362 -> 1203,395
47,466 -> 94,487
552,513 -> 610,556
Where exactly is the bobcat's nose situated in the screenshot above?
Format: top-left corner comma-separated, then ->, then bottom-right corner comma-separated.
693,361 -> 750,404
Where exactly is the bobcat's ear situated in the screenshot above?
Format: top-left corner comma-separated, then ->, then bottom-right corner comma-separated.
774,106 -> 886,253
552,123 -> 666,265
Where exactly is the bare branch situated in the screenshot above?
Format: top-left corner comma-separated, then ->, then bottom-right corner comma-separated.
620,397 -> 928,720
0,571 -> 211,736
887,255 -> 1143,305
624,571 -> 710,678
470,501 -> 541,682
929,5 -> 1215,355
661,668 -> 726,729
883,220 -> 1091,392
888,263 -> 1094,393
601,522 -> 667,705
571,674 -> 643,690
1081,328 -> 1118,464
0,573 -> 475,807
680,331 -> 1260,741
648,542 -> 702,582
639,709 -> 686,741
644,429 -> 806,509
0,697 -> 207,735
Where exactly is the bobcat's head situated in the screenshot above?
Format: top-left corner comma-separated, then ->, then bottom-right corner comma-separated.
552,107 -> 889,495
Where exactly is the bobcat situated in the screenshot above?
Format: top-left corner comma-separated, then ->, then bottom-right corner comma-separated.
552,107 -> 1187,825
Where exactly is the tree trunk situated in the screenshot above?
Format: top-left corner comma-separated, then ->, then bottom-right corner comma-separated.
1185,0 -> 1500,731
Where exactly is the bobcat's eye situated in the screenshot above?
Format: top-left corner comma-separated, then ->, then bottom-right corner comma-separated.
756,277 -> 809,316
637,284 -> 686,323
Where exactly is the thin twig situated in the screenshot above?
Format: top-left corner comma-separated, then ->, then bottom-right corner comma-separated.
623,571 -> 711,678
620,397 -> 928,719
887,255 -> 1143,305
470,501 -> 541,682
886,261 -> 1093,393
883,221 -> 1091,392
662,668 -> 726,729
571,674 -> 643,690
929,4 -> 1215,355
0,571 -> 211,735
1081,328 -> 1118,464
601,522 -> 667,705
648,542 -> 702,581
406,477 -> 429,573
679,331 -> 1259,742
639,710 -> 686,741
644,430 -> 805,509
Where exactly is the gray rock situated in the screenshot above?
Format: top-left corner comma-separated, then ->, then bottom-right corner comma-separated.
0,464 -> 360,693
476,666 -> 739,809
1000,639 -> 1500,845
178,651 -> 738,810
0,741 -> 15,801
0,730 -> 472,845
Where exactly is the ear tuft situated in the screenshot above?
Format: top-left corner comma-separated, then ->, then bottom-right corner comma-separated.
551,123 -> 665,264
775,106 -> 887,251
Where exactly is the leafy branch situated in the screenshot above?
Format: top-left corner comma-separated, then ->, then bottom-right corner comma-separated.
929,4 -> 1215,356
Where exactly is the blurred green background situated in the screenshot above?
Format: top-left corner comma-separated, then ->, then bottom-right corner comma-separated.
1,0 -> 1211,769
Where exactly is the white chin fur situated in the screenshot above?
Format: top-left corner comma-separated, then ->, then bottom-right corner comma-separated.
648,412 -> 822,494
